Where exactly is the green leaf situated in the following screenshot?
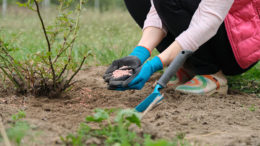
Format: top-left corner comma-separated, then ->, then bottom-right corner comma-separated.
78,123 -> 91,135
12,111 -> 26,122
115,109 -> 141,127
86,109 -> 109,122
7,121 -> 30,145
144,135 -> 172,146
16,2 -> 28,8
46,51 -> 52,57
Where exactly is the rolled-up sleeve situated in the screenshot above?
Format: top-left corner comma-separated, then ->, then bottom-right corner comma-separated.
143,0 -> 167,35
176,0 -> 234,51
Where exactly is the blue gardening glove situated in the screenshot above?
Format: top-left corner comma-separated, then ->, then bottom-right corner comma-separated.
108,56 -> 163,90
103,46 -> 150,83
129,46 -> 151,64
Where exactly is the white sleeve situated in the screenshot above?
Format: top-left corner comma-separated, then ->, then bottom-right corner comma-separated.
175,0 -> 234,51
143,0 -> 167,35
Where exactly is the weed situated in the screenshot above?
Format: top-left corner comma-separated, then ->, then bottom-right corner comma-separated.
11,111 -> 26,122
249,104 -> 256,112
0,111 -> 31,146
61,108 -> 191,146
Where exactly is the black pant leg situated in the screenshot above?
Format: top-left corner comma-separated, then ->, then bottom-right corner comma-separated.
124,0 -> 175,53
124,0 -> 151,28
153,0 -> 201,37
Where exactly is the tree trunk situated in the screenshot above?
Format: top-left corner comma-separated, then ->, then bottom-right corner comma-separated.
44,0 -> 50,7
94,0 -> 100,11
2,0 -> 7,16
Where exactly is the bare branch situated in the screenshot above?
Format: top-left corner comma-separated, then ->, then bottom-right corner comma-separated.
0,66 -> 20,89
64,56 -> 86,89
65,0 -> 83,69
57,58 -> 70,81
34,0 -> 56,88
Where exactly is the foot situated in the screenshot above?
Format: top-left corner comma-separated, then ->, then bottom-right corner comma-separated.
175,71 -> 228,95
167,68 -> 194,87
152,67 -> 194,88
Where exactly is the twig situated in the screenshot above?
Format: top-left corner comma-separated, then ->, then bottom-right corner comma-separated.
0,53 -> 25,85
64,56 -> 86,89
52,29 -> 73,64
0,118 -> 11,146
34,0 -> 56,88
57,0 -> 83,82
64,0 -> 82,71
0,66 -> 20,89
57,60 -> 69,81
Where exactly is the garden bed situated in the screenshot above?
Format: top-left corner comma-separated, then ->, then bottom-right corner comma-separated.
0,66 -> 260,145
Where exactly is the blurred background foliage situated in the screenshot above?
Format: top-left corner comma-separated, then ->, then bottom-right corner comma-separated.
0,0 -> 127,12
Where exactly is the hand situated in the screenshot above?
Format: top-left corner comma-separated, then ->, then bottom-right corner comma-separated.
108,56 -> 163,90
103,46 -> 150,83
103,56 -> 141,83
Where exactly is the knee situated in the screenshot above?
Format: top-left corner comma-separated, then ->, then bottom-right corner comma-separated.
153,0 -> 180,13
153,0 -> 167,12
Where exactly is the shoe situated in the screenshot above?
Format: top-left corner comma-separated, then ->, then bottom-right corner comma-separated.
167,68 -> 194,87
175,71 -> 228,95
152,68 -> 194,88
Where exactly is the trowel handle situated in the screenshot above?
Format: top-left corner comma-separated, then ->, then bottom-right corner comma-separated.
157,50 -> 193,88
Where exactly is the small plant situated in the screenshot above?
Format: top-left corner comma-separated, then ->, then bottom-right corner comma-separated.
61,108 -> 142,146
249,104 -> 256,112
61,108 -> 191,146
0,0 -> 89,97
0,111 -> 31,146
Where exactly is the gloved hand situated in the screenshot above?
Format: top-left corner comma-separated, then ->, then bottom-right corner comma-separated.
103,46 -> 151,83
108,56 -> 163,90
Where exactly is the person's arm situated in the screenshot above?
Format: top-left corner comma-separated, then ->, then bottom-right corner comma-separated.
138,27 -> 165,52
159,0 -> 234,66
139,0 -> 167,52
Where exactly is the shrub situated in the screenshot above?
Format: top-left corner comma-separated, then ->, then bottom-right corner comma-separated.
0,0 -> 89,97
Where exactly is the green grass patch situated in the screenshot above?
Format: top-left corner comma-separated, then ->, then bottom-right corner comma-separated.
0,7 -> 141,66
228,63 -> 260,94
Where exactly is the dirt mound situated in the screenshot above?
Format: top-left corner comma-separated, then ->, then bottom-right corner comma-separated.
0,66 -> 260,145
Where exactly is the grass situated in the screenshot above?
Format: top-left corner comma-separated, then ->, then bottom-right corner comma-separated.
0,6 -> 259,94
227,65 -> 260,94
0,7 -> 141,66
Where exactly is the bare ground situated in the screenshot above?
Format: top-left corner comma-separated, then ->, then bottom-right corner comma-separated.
0,66 -> 260,146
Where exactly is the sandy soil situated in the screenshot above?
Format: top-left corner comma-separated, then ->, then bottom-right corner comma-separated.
0,66 -> 260,146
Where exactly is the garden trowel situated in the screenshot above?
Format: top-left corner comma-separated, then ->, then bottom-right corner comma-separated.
135,50 -> 193,113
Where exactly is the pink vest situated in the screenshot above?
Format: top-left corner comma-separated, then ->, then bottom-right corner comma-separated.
225,0 -> 260,69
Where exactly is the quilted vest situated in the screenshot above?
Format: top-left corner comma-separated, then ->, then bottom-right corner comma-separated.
224,0 -> 260,69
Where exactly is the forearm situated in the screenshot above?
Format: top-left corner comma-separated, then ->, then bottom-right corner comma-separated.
158,41 -> 183,67
138,26 -> 165,52
176,0 -> 234,51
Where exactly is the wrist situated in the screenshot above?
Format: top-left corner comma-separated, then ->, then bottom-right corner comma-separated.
148,56 -> 163,73
129,46 -> 151,64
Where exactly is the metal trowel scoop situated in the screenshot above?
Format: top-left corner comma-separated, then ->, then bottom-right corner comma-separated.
135,50 -> 193,113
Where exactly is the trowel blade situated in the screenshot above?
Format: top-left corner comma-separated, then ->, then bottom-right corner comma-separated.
135,92 -> 162,112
